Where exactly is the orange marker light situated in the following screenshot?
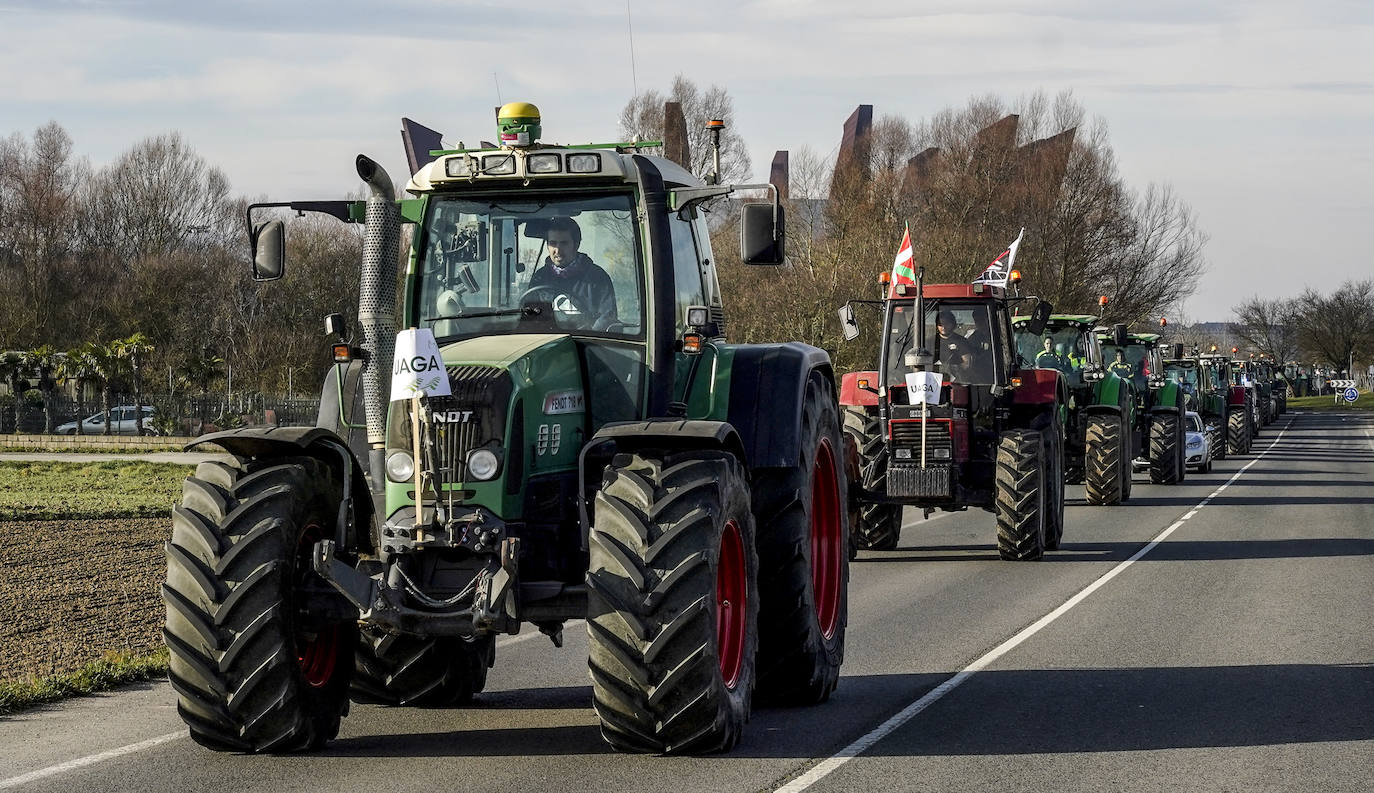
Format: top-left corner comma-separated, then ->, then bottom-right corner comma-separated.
879,272 -> 892,285
683,332 -> 703,354
1231,346 -> 1239,354
1098,295 -> 1109,307
1010,376 -> 1023,388
1159,317 -> 1168,327
332,344 -> 353,363
1009,269 -> 1022,283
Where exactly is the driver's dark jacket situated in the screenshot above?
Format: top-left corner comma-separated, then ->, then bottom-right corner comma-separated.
528,253 -> 617,328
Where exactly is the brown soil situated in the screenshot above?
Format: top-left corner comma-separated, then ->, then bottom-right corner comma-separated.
0,517 -> 168,683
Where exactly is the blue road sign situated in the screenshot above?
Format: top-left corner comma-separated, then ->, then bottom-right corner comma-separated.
1343,387 -> 1359,403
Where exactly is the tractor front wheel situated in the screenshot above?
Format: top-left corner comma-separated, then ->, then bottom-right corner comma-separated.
1227,408 -> 1250,455
1084,414 -> 1125,506
1148,413 -> 1184,485
995,429 -> 1047,561
163,457 -> 355,752
586,451 -> 758,754
842,408 -> 901,552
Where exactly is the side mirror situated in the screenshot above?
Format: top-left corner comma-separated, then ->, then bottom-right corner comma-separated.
324,313 -> 348,341
251,219 -> 285,281
1171,342 -> 1184,359
838,304 -> 860,341
740,202 -> 785,265
1024,300 -> 1053,336
1113,323 -> 1129,347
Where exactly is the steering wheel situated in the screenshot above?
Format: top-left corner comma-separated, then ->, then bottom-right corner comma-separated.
519,285 -> 582,312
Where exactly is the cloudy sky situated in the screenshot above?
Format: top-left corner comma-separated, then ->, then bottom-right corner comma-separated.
2,0 -> 1370,321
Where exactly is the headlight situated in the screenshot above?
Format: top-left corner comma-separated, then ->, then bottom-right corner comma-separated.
386,450 -> 415,482
567,153 -> 601,173
526,153 -> 561,173
1186,436 -> 1202,448
467,449 -> 499,480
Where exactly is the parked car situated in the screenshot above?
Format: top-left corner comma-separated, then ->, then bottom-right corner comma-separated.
56,405 -> 158,436
1185,410 -> 1212,472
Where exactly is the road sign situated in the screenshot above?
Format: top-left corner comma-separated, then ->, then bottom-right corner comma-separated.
1343,387 -> 1358,403
1329,379 -> 1356,389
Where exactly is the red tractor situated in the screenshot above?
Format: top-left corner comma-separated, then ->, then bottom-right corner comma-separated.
838,272 -> 1066,560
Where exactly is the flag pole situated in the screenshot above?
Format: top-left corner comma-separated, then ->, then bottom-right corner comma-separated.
917,265 -> 928,469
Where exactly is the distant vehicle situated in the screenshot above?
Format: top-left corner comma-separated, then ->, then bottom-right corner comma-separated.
55,405 -> 157,436
1184,410 -> 1212,472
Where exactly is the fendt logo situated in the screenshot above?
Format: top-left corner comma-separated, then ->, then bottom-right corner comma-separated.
433,410 -> 474,423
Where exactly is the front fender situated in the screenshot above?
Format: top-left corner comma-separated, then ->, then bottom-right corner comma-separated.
726,342 -> 834,468
840,371 -> 880,408
188,426 -> 375,552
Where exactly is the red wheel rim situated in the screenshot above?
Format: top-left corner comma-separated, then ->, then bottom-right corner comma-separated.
811,438 -> 843,639
715,519 -> 747,690
296,522 -> 340,688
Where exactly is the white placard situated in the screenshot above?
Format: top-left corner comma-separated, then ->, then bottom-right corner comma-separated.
904,371 -> 943,405
390,328 -> 452,401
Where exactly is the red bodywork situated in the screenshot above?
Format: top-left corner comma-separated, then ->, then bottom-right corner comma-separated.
1228,385 -> 1248,407
1011,368 -> 1060,405
839,371 -> 880,407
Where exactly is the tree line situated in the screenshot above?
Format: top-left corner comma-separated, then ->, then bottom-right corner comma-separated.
1232,280 -> 1374,375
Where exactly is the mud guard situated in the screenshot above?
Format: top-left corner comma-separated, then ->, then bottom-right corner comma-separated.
839,371 -> 880,408
186,426 -> 375,553
727,342 -> 835,468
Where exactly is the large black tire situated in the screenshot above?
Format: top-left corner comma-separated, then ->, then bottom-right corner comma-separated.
1083,414 -> 1125,506
753,373 -> 849,705
1227,408 -> 1250,455
1210,419 -> 1227,460
163,457 -> 355,752
1148,412 -> 1183,485
1041,412 -> 1066,552
995,429 -> 1047,561
841,408 -> 901,552
350,627 -> 492,706
586,451 -> 758,754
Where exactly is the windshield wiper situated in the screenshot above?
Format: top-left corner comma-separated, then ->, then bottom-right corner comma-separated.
424,306 -> 542,321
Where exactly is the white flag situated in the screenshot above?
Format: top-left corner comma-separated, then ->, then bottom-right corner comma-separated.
904,371 -> 943,405
390,328 -> 452,401
973,228 -> 1024,288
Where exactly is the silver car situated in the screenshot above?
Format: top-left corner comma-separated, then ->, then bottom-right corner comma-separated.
56,405 -> 157,435
1185,410 -> 1212,472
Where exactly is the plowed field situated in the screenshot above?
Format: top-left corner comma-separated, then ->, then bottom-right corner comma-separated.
0,517 -> 169,682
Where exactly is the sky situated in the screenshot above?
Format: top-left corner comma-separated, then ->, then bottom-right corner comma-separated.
2,0 -> 1371,322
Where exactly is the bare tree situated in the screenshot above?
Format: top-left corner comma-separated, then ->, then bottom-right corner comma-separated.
619,75 -> 752,183
1291,280 -> 1374,373
1232,296 -> 1300,363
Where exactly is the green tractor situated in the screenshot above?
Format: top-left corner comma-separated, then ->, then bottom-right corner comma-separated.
1198,351 -> 1253,455
1163,348 -> 1228,461
1097,330 -> 1187,485
1012,314 -> 1136,505
162,105 -> 850,755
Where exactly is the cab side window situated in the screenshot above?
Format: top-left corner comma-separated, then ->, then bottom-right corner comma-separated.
668,211 -> 705,330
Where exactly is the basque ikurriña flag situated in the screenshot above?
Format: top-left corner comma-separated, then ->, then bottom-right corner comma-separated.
889,225 -> 916,297
974,227 -> 1024,288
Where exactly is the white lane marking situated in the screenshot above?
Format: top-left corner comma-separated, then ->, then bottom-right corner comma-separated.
0,732 -> 184,790
0,619 -> 587,789
774,418 -> 1296,793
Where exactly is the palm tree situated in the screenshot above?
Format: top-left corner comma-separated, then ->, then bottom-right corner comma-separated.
85,342 -> 123,436
179,349 -> 224,432
28,345 -> 61,434
57,346 -> 97,435
113,333 -> 155,435
0,350 -> 27,434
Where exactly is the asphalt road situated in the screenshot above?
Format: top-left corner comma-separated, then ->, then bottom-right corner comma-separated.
2,410 -> 1370,792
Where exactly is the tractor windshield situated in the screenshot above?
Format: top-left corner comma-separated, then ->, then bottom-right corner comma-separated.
417,193 -> 645,341
1166,363 -> 1200,396
1015,325 -> 1088,379
1100,342 -> 1150,392
884,300 -> 1002,388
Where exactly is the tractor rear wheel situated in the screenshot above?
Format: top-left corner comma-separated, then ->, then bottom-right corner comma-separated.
1227,408 -> 1250,455
842,408 -> 901,552
1148,413 -> 1183,485
1041,413 -> 1066,552
163,457 -> 355,752
753,373 -> 849,705
587,451 -> 757,754
350,628 -> 492,706
995,429 -> 1047,561
1084,414 -> 1125,506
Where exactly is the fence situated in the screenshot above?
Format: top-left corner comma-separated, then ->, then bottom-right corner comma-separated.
0,391 -> 321,435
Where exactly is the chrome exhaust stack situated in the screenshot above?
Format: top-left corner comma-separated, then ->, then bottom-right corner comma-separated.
356,154 -> 399,486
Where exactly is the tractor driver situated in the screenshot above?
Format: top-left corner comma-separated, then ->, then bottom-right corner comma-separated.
529,217 -> 618,329
1035,337 -> 1061,370
1108,349 -> 1134,381
936,310 -> 979,381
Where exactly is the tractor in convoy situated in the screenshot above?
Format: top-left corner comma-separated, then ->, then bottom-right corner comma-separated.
162,104 -> 851,755
1012,306 -> 1137,505
1163,346 -> 1229,461
837,269 -> 1066,561
1197,349 -> 1254,455
1097,328 -> 1187,485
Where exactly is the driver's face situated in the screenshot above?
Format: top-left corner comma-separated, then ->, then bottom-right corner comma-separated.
547,232 -> 579,266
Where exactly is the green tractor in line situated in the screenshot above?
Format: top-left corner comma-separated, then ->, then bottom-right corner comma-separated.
1097,329 -> 1187,485
1012,314 -> 1136,505
1198,351 -> 1254,455
162,104 -> 850,755
1163,348 -> 1229,462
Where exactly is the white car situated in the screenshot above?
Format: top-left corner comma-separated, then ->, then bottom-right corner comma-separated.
56,405 -> 157,435
1185,410 -> 1212,472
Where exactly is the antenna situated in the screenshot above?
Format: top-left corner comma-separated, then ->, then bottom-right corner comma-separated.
626,0 -> 639,98
493,72 -> 503,105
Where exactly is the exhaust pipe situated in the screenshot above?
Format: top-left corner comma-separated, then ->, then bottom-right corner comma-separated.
356,154 -> 399,487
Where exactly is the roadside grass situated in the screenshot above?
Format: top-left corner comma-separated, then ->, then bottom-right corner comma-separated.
1287,390 -> 1373,412
0,649 -> 168,716
0,461 -> 192,521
